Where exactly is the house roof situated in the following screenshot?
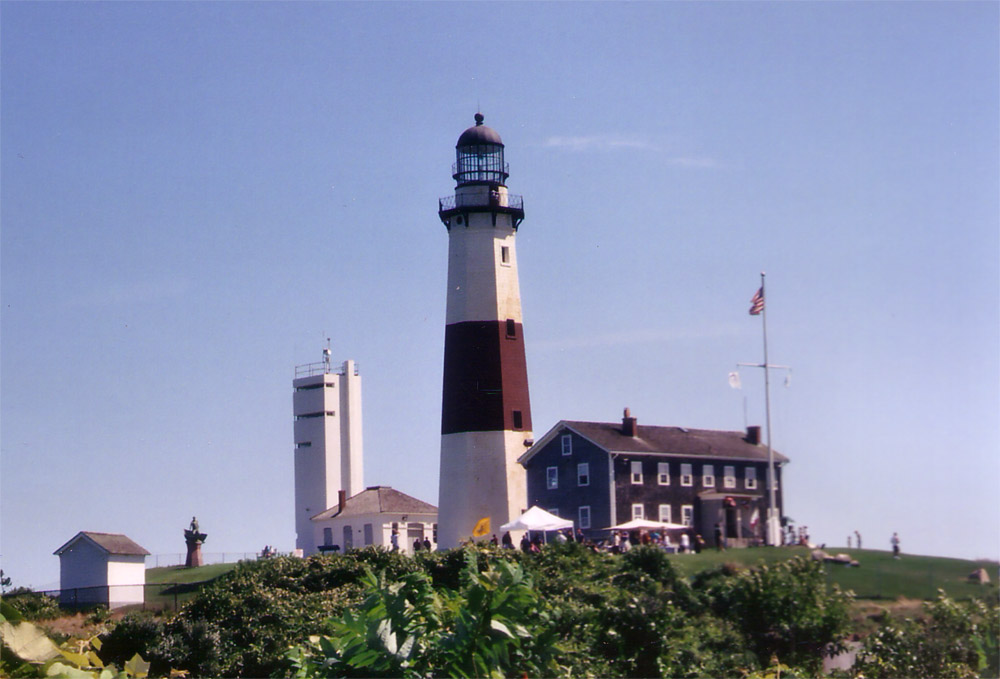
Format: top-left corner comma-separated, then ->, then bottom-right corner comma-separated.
311,486 -> 438,522
519,419 -> 789,466
54,531 -> 150,557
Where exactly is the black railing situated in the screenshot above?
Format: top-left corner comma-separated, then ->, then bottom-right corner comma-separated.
438,193 -> 523,212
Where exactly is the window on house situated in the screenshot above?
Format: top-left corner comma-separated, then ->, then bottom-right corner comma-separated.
548,508 -> 560,517
702,464 -> 715,487
561,434 -> 572,456
658,504 -> 672,523
630,461 -> 643,484
363,524 -> 373,546
578,506 -> 591,529
680,463 -> 693,486
343,525 -> 353,549
577,463 -> 589,486
724,466 -> 736,489
512,410 -> 523,429
657,462 -> 670,485
632,504 -> 645,520
500,245 -> 510,265
323,527 -> 332,546
681,505 -> 694,527
506,318 -> 516,338
295,441 -> 312,449
745,467 -> 758,490
546,466 -> 558,490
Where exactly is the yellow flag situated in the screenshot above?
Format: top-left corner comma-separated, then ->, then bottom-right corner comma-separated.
472,516 -> 491,537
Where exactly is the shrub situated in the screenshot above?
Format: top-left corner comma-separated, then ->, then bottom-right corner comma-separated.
3,588 -> 61,621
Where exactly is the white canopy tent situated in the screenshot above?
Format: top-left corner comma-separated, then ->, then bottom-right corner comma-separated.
606,519 -> 689,531
500,506 -> 574,533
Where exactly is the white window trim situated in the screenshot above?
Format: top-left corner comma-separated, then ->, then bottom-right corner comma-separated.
561,434 -> 572,456
724,466 -> 736,489
658,504 -> 672,523
546,466 -> 558,490
657,462 -> 670,486
745,467 -> 758,490
577,462 -> 590,487
578,505 -> 591,530
630,460 -> 643,484
632,503 -> 644,520
680,463 -> 693,487
681,504 -> 694,527
702,464 -> 715,487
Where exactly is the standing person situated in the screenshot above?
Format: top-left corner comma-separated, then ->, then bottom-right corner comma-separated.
520,533 -> 531,553
490,534 -> 499,547
423,537 -> 432,551
501,531 -> 513,549
680,532 -> 690,553
413,539 -> 422,552
891,532 -> 901,558
855,530 -> 862,550
714,523 -> 725,551
848,535 -> 852,549
390,529 -> 399,552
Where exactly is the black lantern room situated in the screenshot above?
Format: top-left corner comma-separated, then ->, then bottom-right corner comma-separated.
453,113 -> 509,187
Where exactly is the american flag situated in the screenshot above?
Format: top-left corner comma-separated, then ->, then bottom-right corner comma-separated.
749,287 -> 765,315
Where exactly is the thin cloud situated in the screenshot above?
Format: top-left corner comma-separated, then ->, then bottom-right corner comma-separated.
541,135 -> 719,168
543,135 -> 656,152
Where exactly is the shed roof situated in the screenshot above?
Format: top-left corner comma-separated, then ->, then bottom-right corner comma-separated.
520,420 -> 788,465
311,486 -> 437,522
54,531 -> 150,556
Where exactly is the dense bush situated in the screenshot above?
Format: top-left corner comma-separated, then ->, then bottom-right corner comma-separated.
702,556 -> 853,672
3,588 -> 61,621
853,590 -> 999,679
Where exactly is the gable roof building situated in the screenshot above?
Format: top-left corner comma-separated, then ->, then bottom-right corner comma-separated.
518,410 -> 788,548
54,531 -> 149,609
310,486 -> 438,555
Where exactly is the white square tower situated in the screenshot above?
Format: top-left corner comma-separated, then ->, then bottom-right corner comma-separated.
293,355 -> 363,555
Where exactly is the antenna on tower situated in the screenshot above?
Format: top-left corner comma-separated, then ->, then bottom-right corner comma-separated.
323,337 -> 332,373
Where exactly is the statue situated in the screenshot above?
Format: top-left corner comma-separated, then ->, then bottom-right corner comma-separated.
183,516 -> 208,568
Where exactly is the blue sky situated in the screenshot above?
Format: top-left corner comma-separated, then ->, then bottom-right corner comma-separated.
2,2 -> 997,588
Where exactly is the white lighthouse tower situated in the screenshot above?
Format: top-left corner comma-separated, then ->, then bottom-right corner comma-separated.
292,349 -> 363,555
436,113 -> 532,548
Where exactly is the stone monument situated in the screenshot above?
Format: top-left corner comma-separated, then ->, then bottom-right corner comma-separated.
184,516 -> 207,568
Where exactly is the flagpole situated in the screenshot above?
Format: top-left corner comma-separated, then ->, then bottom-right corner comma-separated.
759,272 -> 779,547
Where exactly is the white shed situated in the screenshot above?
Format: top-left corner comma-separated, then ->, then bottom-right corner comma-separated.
311,486 -> 438,554
54,531 -> 149,609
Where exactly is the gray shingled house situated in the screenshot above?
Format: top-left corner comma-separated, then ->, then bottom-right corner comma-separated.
518,409 -> 788,547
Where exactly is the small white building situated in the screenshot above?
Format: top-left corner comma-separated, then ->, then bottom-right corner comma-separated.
54,531 -> 149,609
311,486 -> 437,555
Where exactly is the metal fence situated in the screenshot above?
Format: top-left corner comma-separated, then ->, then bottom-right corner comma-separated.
9,581 -> 219,613
146,552 -> 261,568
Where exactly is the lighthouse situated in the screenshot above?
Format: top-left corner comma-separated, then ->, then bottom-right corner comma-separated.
436,113 -> 532,548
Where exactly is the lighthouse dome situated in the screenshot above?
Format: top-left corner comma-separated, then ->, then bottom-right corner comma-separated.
453,113 -> 508,186
456,113 -> 504,147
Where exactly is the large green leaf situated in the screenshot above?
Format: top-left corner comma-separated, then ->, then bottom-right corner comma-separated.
0,619 -> 62,663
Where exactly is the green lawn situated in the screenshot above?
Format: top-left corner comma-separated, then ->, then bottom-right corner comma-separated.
666,546 -> 998,601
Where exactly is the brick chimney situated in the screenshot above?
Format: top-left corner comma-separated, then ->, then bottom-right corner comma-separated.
338,489 -> 347,512
622,407 -> 638,437
745,426 -> 761,445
